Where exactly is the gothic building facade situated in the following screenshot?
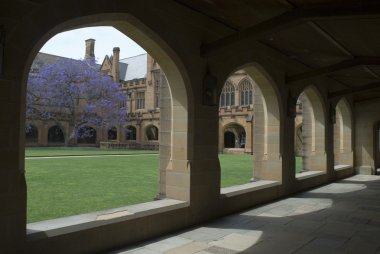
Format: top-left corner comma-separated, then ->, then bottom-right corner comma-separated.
27,39 -> 255,153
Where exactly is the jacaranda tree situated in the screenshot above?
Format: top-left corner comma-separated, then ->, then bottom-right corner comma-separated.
26,58 -> 127,145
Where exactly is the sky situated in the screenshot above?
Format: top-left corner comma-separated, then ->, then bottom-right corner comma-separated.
40,26 -> 146,61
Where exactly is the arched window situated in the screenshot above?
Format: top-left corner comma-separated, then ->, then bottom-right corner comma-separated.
125,126 -> 136,141
25,124 -> 38,143
239,78 -> 253,106
146,125 -> 158,141
77,126 -> 97,144
48,125 -> 65,144
108,126 -> 117,140
220,81 -> 235,107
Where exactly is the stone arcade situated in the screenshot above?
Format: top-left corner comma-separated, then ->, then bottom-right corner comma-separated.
27,39 -> 256,153
1,0 -> 380,253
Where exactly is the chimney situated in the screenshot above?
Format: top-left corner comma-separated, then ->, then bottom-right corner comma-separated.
112,47 -> 120,82
84,39 -> 95,60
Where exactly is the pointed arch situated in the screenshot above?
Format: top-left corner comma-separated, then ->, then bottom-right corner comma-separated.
334,98 -> 353,166
239,64 -> 282,182
238,77 -> 254,106
220,80 -> 236,107
297,86 -> 327,173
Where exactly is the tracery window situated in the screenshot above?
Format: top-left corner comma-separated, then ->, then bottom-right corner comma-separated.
220,81 -> 235,107
239,78 -> 253,106
136,91 -> 145,109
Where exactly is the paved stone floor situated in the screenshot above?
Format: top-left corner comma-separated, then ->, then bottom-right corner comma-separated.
110,175 -> 380,254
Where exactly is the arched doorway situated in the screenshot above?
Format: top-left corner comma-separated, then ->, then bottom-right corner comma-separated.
223,124 -> 246,148
25,124 -> 39,144
48,125 -> 65,144
224,131 -> 235,148
125,126 -> 136,141
146,125 -> 158,141
77,126 -> 97,144
108,126 -> 117,141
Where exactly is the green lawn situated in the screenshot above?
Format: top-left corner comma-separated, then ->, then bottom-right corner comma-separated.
26,154 -> 160,223
219,154 -> 252,188
26,147 -> 157,157
25,148 -> 304,222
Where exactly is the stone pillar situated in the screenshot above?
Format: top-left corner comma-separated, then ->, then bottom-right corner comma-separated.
37,123 -> 43,146
0,76 -> 26,253
112,47 -> 120,82
158,73 -> 171,198
40,124 -> 48,146
136,124 -> 142,145
245,119 -> 253,154
301,95 -> 327,172
218,119 -> 224,152
118,126 -> 125,143
252,85 -> 282,181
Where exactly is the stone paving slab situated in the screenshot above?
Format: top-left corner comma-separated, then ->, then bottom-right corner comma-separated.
111,175 -> 380,254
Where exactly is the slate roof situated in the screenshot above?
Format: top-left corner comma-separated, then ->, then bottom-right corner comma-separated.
119,53 -> 147,81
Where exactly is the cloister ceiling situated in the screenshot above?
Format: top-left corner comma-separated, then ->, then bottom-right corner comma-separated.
3,0 -> 380,103
175,0 -> 380,103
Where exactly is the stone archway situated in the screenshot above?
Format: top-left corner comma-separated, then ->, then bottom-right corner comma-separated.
77,126 -> 97,144
297,87 -> 327,173
125,126 -> 137,141
334,98 -> 353,167
108,126 -> 117,141
14,4 -> 192,204
48,125 -> 65,144
224,131 -> 235,148
146,125 -> 159,141
223,124 -> 246,149
25,124 -> 39,144
243,65 -> 282,181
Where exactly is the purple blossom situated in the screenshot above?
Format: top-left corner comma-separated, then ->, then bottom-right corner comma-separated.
26,58 -> 128,144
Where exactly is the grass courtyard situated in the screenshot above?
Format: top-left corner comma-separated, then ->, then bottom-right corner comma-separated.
26,147 -> 303,223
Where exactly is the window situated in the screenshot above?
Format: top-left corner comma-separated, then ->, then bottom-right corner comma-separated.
146,125 -> 158,141
220,81 -> 235,107
125,126 -> 137,140
136,91 -> 145,109
239,78 -> 253,106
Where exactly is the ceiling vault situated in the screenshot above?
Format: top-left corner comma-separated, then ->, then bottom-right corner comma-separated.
201,2 -> 380,57
287,57 -> 380,84
329,80 -> 380,98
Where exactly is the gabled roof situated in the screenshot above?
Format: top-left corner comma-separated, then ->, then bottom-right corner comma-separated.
100,55 -> 112,72
119,53 -> 147,81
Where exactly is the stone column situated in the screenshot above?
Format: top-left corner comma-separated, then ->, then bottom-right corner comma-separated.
40,123 -> 48,146
158,73 -> 171,198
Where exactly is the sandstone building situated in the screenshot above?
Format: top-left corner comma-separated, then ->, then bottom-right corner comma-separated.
27,39 -> 256,153
2,1 -> 380,253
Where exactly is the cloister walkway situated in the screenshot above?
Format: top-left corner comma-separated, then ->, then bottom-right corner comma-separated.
110,175 -> 380,254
